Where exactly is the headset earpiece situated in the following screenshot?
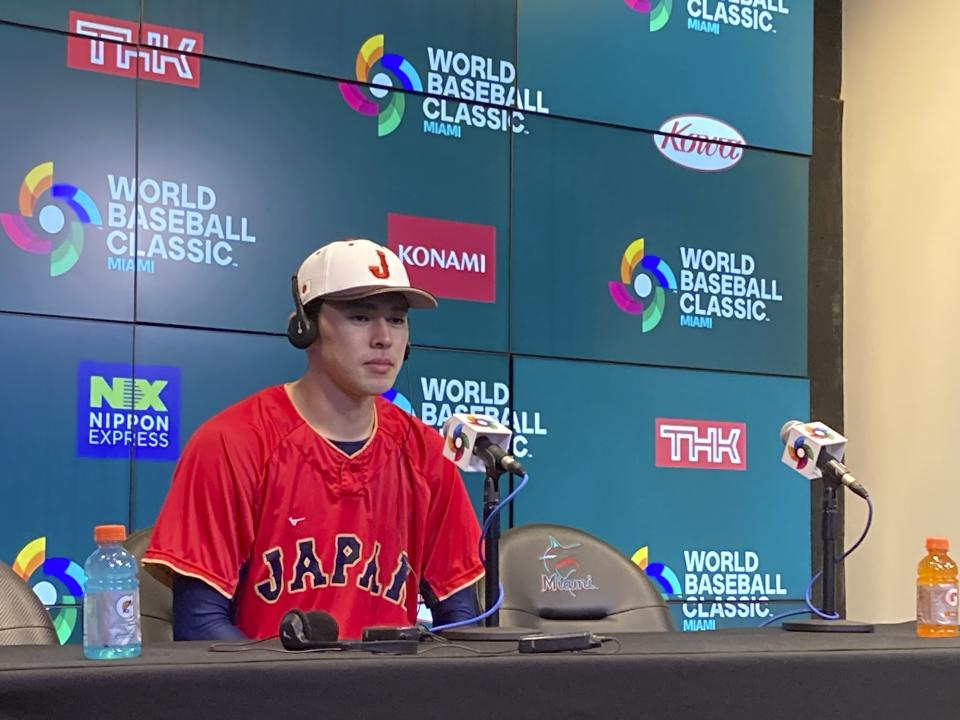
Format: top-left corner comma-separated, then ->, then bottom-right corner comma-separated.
287,274 -> 318,349
404,344 -> 411,362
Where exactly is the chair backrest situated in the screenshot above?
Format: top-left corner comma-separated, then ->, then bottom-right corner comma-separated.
124,526 -> 173,643
498,523 -> 674,633
0,560 -> 58,645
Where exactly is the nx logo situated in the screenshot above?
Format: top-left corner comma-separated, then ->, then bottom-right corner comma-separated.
655,418 -> 746,471
77,361 -> 181,461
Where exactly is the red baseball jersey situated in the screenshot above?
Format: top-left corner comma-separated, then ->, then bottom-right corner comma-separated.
143,386 -> 483,640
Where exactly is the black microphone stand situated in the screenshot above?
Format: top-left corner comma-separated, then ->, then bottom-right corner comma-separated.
438,454 -> 537,642
782,480 -> 874,633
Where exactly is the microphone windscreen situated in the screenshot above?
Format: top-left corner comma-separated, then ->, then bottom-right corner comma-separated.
303,610 -> 340,641
779,419 -> 801,444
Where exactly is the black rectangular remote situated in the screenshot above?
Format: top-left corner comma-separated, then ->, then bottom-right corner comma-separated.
518,632 -> 599,653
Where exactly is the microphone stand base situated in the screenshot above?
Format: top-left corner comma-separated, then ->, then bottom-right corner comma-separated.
782,618 -> 875,633
439,625 -> 541,642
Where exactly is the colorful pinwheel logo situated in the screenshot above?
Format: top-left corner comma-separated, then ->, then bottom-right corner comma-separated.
788,437 -> 813,470
339,34 -> 424,137
12,537 -> 87,644
804,424 -> 835,441
608,237 -> 677,332
632,546 -> 681,597
623,0 -> 672,32
446,422 -> 470,462
381,388 -> 413,414
465,415 -> 494,428
0,162 -> 102,277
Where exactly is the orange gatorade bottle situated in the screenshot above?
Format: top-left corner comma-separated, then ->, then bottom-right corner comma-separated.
917,537 -> 959,637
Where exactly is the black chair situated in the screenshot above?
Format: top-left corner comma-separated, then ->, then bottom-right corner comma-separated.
497,523 -> 674,633
0,560 -> 58,645
123,527 -> 173,642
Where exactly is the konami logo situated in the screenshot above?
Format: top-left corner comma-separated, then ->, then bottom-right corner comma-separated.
67,11 -> 203,88
387,212 -> 496,303
655,418 -> 747,471
653,115 -> 745,172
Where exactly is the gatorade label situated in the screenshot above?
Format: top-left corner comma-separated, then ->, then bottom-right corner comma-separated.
86,589 -> 142,646
917,584 -> 959,625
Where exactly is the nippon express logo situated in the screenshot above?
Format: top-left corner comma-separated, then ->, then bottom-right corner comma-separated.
0,162 -> 101,277
76,361 -> 181,461
655,418 -> 747,471
339,33 -> 549,139
67,11 -> 203,88
608,239 -> 784,330
387,212 -> 496,303
13,537 -> 86,645
623,0 -> 673,32
1,161 -> 258,276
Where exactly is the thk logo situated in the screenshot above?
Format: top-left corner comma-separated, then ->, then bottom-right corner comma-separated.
387,212 -> 496,303
67,11 -> 203,87
655,418 -> 746,471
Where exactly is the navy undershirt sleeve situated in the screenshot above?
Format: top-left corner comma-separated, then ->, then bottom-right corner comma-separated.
428,585 -> 479,627
172,574 -> 247,641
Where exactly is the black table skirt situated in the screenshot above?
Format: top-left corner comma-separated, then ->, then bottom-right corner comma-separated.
2,623 -> 959,720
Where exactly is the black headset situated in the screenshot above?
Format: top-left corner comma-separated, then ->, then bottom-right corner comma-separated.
287,273 -> 411,361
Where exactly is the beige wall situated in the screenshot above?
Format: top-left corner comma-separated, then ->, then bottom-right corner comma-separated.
843,0 -> 960,622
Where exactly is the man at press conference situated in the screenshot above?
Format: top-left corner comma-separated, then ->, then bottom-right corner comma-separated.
142,239 -> 485,640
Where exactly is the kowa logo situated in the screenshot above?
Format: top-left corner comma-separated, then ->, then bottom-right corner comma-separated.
0,162 -> 102,276
67,11 -> 203,87
686,0 -> 791,36
609,238 -> 784,330
539,536 -> 598,596
655,418 -> 747,470
387,212 -> 496,303
654,115 -> 746,172
77,361 -> 181,461
340,34 -> 549,139
623,0 -> 673,31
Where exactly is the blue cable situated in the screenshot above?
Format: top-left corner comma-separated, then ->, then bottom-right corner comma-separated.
429,473 -> 530,634
761,494 -> 874,627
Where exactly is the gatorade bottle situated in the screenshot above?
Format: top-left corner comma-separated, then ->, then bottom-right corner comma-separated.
916,536 -> 959,638
83,524 -> 142,659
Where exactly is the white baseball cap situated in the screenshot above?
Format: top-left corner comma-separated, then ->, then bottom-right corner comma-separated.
295,238 -> 437,310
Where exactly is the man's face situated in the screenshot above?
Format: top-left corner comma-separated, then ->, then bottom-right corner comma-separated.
314,293 -> 410,398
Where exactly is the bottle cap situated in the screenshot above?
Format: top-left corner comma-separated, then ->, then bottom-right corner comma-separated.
926,536 -> 949,552
94,524 -> 127,543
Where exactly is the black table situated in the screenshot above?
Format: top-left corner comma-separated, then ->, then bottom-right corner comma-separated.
2,623 -> 960,720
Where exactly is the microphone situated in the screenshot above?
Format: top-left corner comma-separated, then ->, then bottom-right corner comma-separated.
279,610 -> 419,654
779,420 -> 869,499
279,609 -> 339,650
440,413 -> 526,476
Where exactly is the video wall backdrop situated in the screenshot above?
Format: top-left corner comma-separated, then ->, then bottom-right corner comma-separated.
0,0 -> 812,641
